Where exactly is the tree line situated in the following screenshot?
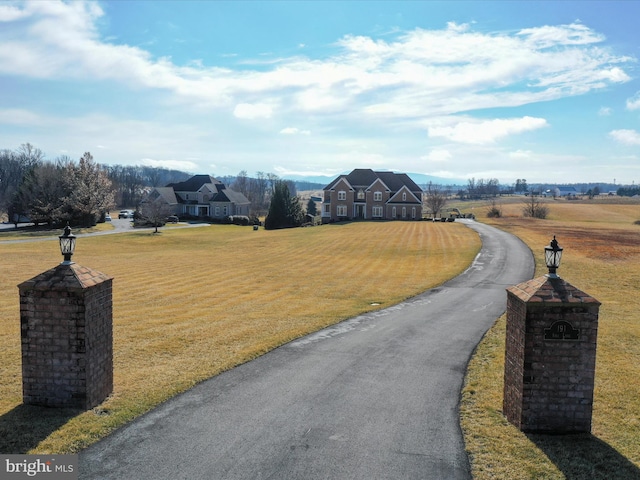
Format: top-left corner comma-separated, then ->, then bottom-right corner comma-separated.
0,144 -> 317,230
1,146 -> 115,227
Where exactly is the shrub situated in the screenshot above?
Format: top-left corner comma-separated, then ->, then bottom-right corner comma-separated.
226,215 -> 251,226
522,196 -> 549,219
486,200 -> 502,218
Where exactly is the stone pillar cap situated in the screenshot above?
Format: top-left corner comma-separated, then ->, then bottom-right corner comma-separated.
507,275 -> 600,305
18,263 -> 112,292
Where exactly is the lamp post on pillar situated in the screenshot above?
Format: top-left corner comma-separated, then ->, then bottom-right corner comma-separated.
58,223 -> 76,265
503,237 -> 601,433
18,226 -> 114,409
544,235 -> 563,278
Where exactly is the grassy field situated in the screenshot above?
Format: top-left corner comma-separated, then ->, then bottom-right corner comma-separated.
0,220 -> 480,454
459,196 -> 640,479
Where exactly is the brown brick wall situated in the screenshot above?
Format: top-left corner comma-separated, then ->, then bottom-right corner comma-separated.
19,264 -> 113,409
503,291 -> 526,429
503,277 -> 600,433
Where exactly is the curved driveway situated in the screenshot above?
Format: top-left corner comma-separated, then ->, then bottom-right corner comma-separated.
79,220 -> 534,480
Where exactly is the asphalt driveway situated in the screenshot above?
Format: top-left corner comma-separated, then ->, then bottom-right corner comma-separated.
79,220 -> 534,479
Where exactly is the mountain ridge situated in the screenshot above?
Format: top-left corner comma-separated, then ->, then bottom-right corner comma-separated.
281,171 -> 463,187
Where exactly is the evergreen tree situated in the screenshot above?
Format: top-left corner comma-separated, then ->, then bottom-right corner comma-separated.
306,197 -> 317,216
265,180 -> 304,230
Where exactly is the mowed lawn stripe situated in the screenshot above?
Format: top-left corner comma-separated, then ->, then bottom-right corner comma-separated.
0,221 -> 480,454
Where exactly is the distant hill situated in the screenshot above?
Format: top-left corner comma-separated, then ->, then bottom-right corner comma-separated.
282,172 -> 463,189
405,173 -> 464,187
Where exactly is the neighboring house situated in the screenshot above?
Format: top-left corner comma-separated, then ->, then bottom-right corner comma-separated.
322,169 -> 423,222
544,186 -> 578,197
147,174 -> 250,220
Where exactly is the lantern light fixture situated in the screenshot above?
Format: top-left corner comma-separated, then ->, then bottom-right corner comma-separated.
59,224 -> 76,265
544,235 -> 563,278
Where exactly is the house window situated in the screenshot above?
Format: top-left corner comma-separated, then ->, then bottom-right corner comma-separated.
324,204 -> 330,214
357,190 -> 365,200
402,207 -> 406,218
412,207 -> 416,219
338,191 -> 346,200
372,206 -> 383,217
337,205 -> 347,216
392,207 -> 396,218
373,191 -> 382,202
402,192 -> 407,201
215,206 -> 220,216
223,206 -> 228,215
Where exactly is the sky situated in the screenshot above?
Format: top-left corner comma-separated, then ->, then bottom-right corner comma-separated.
1,1 -> 640,185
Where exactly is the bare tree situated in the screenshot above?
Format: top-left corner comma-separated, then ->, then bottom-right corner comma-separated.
232,170 -> 249,196
423,182 -> 448,219
486,198 -> 502,218
139,192 -> 174,233
15,163 -> 66,226
522,194 -> 549,219
63,152 -> 116,226
0,144 -> 44,221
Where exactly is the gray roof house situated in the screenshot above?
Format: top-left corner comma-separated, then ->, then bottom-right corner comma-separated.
148,174 -> 250,219
322,169 -> 423,222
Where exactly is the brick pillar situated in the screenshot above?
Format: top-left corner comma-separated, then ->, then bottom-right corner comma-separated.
503,275 -> 600,433
18,263 -> 113,409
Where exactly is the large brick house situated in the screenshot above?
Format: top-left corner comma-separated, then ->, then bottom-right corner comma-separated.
148,174 -> 250,220
322,169 -> 423,222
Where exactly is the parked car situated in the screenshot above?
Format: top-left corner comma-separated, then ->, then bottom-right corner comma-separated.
105,214 -> 112,221
166,215 -> 179,223
118,210 -> 134,219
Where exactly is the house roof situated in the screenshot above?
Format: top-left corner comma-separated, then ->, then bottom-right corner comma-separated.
211,188 -> 250,205
168,175 -> 221,192
151,187 -> 178,205
160,174 -> 250,206
324,169 -> 422,193
388,186 -> 422,204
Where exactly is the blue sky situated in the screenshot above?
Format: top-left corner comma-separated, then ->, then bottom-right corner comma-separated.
1,1 -> 640,184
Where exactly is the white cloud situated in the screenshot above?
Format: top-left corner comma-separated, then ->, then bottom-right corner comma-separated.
609,129 -> 640,146
428,117 -> 548,144
423,149 -> 452,163
0,4 -> 29,21
518,23 -> 605,48
0,108 -> 46,125
598,107 -> 612,116
509,149 -> 535,160
233,103 -> 273,119
141,158 -> 199,171
0,4 -> 632,122
279,127 -> 311,135
626,92 -> 640,111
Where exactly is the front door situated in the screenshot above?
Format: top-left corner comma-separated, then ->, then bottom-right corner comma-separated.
355,204 -> 365,219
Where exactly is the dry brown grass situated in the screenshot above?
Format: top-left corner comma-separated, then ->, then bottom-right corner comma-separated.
0,220 -> 480,454
461,198 -> 640,479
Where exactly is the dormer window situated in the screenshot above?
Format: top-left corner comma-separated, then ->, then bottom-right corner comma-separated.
402,192 -> 407,201
357,190 -> 365,200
